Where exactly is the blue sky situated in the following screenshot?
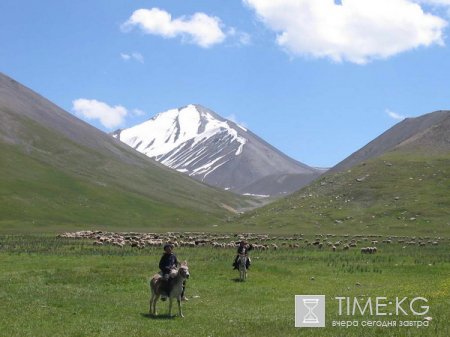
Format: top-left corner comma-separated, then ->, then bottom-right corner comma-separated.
1,0 -> 450,167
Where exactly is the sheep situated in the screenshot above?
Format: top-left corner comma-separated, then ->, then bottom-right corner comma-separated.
361,247 -> 377,254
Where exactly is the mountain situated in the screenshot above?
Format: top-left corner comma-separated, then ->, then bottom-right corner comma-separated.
112,104 -> 323,196
329,110 -> 450,173
233,111 -> 450,235
0,73 -> 251,232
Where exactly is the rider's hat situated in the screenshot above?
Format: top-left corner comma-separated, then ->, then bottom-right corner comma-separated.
164,243 -> 174,250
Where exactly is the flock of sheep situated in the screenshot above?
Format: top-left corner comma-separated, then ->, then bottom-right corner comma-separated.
57,231 -> 443,253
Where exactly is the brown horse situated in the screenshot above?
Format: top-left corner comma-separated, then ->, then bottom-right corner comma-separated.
149,262 -> 190,318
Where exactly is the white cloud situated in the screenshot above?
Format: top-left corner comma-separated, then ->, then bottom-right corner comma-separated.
72,99 -> 128,129
122,8 -> 226,48
386,109 -> 406,121
244,0 -> 447,64
228,28 -> 252,45
120,52 -> 144,63
120,53 -> 131,61
226,114 -> 248,129
132,109 -> 146,117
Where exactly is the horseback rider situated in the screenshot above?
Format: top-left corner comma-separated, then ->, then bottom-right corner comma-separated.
159,243 -> 188,301
159,243 -> 178,278
233,240 -> 253,270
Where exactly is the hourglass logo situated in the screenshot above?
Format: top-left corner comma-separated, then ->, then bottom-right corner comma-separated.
295,295 -> 325,328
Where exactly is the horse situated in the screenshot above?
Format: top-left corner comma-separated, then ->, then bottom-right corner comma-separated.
149,262 -> 190,318
237,254 -> 248,281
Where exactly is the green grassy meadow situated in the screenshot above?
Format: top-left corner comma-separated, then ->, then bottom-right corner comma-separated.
0,235 -> 448,337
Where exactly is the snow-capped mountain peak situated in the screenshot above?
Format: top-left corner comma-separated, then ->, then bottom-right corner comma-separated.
113,104 -> 322,196
113,104 -> 246,179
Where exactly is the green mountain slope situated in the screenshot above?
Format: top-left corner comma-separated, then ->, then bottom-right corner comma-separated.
329,110 -> 449,173
234,112 -> 450,235
0,73 -> 251,232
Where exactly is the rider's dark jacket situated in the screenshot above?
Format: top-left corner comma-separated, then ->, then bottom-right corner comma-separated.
159,253 -> 178,274
237,244 -> 253,255
233,244 -> 253,268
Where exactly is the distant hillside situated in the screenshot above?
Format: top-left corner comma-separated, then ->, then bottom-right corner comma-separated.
233,111 -> 450,235
330,110 -> 449,173
113,104 -> 322,196
0,73 -> 252,232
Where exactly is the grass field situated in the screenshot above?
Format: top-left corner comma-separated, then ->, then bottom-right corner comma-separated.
0,234 -> 448,337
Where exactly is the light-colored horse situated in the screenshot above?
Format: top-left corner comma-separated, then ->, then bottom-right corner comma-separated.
237,254 -> 248,281
149,262 -> 190,318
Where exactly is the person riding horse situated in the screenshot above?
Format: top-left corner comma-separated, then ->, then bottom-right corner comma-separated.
233,240 -> 253,270
159,243 -> 188,301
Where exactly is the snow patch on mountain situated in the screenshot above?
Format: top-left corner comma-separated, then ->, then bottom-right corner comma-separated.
113,104 -> 323,195
114,104 -> 246,180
